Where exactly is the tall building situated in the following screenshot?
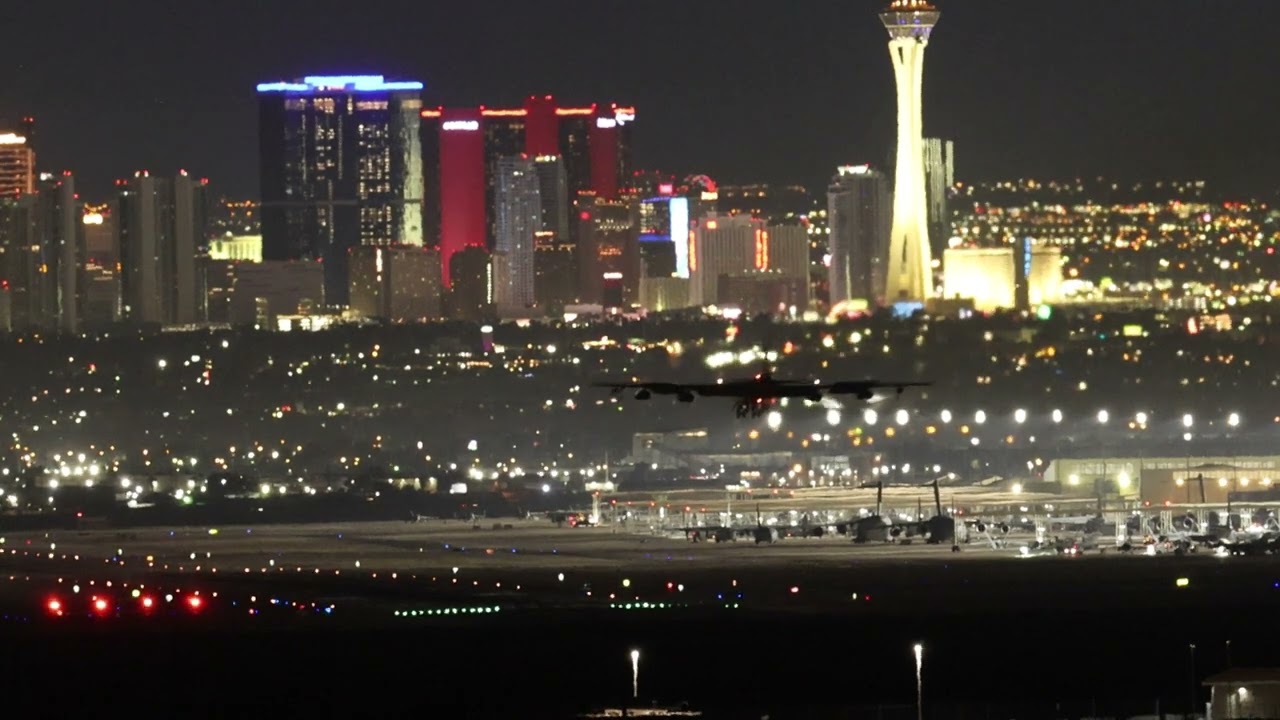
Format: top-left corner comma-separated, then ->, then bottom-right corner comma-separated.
689,214 -> 810,309
639,276 -> 691,312
689,214 -> 763,307
766,224 -> 809,289
446,245 -> 492,322
882,0 -> 940,302
923,138 -> 955,258
82,205 -> 115,263
225,261 -> 324,327
577,197 -> 639,306
0,172 -> 84,332
0,121 -> 35,198
942,245 -> 1061,312
423,98 -> 634,287
828,165 -> 892,304
348,245 -> 442,322
114,171 -> 204,326
81,206 -> 119,327
635,176 -> 719,282
531,155 -> 575,310
492,156 -> 540,313
257,75 -> 425,306
38,173 -> 83,333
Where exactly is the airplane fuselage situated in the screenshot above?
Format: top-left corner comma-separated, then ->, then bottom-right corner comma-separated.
694,381 -> 822,400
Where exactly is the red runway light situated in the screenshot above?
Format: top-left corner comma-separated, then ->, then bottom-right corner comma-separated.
141,596 -> 154,609
93,598 -> 108,612
46,598 -> 62,614
187,595 -> 203,610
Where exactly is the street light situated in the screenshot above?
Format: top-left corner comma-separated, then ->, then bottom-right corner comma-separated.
1051,409 -> 1063,424
826,409 -> 841,427
630,649 -> 640,699
864,409 -> 878,426
913,643 -> 924,720
895,409 -> 909,426
1188,643 -> 1197,718
939,409 -> 952,424
974,410 -> 987,425
1097,410 -> 1109,425
1228,412 -> 1240,428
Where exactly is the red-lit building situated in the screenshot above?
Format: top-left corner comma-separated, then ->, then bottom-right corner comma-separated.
422,96 -> 634,287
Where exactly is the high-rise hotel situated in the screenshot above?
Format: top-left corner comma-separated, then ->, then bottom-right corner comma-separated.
421,97 -> 634,287
257,75 -> 425,305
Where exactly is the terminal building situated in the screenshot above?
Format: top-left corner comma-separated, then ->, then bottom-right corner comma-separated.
1043,455 -> 1280,506
1205,668 -> 1280,719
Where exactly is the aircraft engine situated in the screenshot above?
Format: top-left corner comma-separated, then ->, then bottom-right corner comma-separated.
677,391 -> 696,403
635,389 -> 652,400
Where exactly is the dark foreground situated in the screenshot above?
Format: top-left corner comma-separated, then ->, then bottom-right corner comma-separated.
0,552 -> 1276,718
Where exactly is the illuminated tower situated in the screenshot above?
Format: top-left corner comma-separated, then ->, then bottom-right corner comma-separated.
881,0 -> 939,302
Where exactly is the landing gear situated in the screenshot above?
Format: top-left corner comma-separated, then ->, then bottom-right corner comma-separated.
735,399 -> 771,419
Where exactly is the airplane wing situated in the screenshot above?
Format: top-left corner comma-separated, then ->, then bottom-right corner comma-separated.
593,381 -> 686,394
592,381 -> 728,396
821,380 -> 933,399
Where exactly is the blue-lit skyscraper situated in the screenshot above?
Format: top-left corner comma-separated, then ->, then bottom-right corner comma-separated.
257,75 -> 424,306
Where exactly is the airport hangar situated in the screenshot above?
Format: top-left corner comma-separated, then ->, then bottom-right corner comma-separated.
1043,455 -> 1280,506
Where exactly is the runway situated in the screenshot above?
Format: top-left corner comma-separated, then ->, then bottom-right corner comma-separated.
25,518 -> 1028,576
0,516 -> 1265,619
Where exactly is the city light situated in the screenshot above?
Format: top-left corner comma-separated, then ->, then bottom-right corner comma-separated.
631,649 -> 641,699
895,409 -> 910,426
827,409 -> 841,427
864,409 -> 879,426
974,410 -> 986,425
767,411 -> 783,431
1014,408 -> 1027,424
1052,409 -> 1063,424
1096,410 -> 1109,425
1228,412 -> 1241,428
913,643 -> 924,720
1183,413 -> 1195,429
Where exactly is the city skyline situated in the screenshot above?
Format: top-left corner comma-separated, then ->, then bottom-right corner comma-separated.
1,0 -> 1278,200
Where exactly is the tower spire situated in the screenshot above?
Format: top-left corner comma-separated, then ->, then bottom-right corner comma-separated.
881,0 -> 940,302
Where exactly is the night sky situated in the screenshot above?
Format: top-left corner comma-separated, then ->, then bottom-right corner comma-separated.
2,0 -> 1277,200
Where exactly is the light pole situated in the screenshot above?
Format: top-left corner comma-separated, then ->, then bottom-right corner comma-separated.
914,643 -> 924,720
630,649 -> 640,699
1188,643 -> 1197,718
